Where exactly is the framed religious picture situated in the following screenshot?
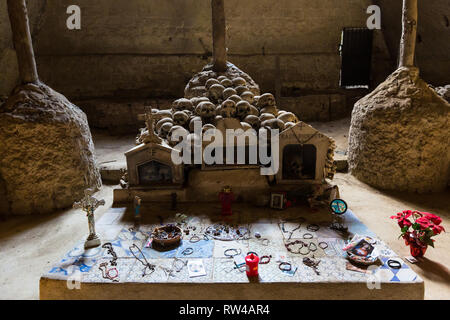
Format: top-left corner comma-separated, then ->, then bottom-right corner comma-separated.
270,193 -> 285,210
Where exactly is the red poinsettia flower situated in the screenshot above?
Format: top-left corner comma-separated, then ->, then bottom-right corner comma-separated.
431,224 -> 445,235
398,218 -> 412,229
416,217 -> 433,229
421,212 -> 443,225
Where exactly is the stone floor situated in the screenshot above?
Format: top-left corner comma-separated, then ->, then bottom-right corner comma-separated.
39,203 -> 423,299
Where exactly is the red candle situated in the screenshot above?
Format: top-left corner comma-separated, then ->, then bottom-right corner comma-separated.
245,253 -> 259,277
219,188 -> 235,216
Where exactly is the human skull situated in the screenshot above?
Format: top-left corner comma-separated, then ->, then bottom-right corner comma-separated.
158,122 -> 174,139
156,117 -> 173,133
253,96 -> 260,105
228,94 -> 242,104
277,112 -> 299,124
208,84 -> 225,101
220,78 -> 233,88
191,97 -> 210,107
173,111 -> 190,127
236,101 -> 251,120
277,110 -> 286,117
223,87 -> 237,100
172,98 -> 194,112
260,106 -> 278,116
196,101 -> 216,122
220,99 -> 237,118
232,77 -> 246,87
257,93 -> 276,109
240,91 -> 254,104
189,116 -> 202,132
261,118 -> 285,131
156,109 -> 173,120
243,115 -> 260,131
167,125 -> 189,146
202,123 -> 216,136
259,113 -> 276,122
235,85 -> 248,96
205,78 -> 220,90
249,105 -> 259,116
217,75 -> 228,82
284,121 -> 296,130
241,122 -> 252,131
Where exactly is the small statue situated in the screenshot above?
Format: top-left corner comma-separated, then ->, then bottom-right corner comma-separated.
134,196 -> 142,224
219,185 -> 235,216
73,189 -> 105,248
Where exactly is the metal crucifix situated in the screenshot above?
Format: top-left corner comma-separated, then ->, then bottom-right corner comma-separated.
73,188 -> 105,248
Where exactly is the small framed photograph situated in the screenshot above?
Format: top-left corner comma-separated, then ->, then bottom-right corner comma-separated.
270,193 -> 285,210
350,239 -> 375,257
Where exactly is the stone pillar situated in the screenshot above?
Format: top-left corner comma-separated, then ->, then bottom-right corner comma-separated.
398,0 -> 418,68
211,0 -> 227,72
7,0 -> 39,83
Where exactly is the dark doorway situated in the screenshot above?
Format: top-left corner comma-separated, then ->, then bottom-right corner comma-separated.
339,27 -> 374,88
282,144 -> 316,180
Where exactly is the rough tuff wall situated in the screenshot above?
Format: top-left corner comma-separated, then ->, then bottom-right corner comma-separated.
0,82 -> 102,215
1,0 -> 392,101
348,67 -> 450,193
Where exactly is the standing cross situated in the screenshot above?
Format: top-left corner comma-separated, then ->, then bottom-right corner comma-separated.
73,188 -> 105,248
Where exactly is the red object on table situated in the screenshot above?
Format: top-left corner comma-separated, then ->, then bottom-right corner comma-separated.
245,253 -> 259,277
219,191 -> 235,216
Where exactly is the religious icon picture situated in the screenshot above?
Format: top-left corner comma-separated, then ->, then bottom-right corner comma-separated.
330,198 -> 348,215
350,239 -> 375,257
270,193 -> 285,210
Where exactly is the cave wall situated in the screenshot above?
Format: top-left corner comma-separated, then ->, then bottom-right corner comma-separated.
0,0 -> 47,98
375,0 -> 450,86
0,0 -> 447,126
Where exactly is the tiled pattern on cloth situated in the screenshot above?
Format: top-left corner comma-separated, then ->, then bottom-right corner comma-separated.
43,206 -> 422,285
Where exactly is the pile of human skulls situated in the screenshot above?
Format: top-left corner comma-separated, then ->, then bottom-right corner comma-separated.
137,63 -> 300,146
431,84 -> 450,103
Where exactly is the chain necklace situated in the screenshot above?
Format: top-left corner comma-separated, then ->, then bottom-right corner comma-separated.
129,244 -> 156,277
102,242 -> 118,266
172,258 -> 188,273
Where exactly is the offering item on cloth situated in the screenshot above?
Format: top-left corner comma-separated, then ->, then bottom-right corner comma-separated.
343,235 -> 380,265
187,260 -> 207,278
219,186 -> 235,216
152,224 -> 182,247
245,253 -> 260,277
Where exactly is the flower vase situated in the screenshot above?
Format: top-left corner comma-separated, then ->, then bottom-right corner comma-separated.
409,242 -> 427,258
